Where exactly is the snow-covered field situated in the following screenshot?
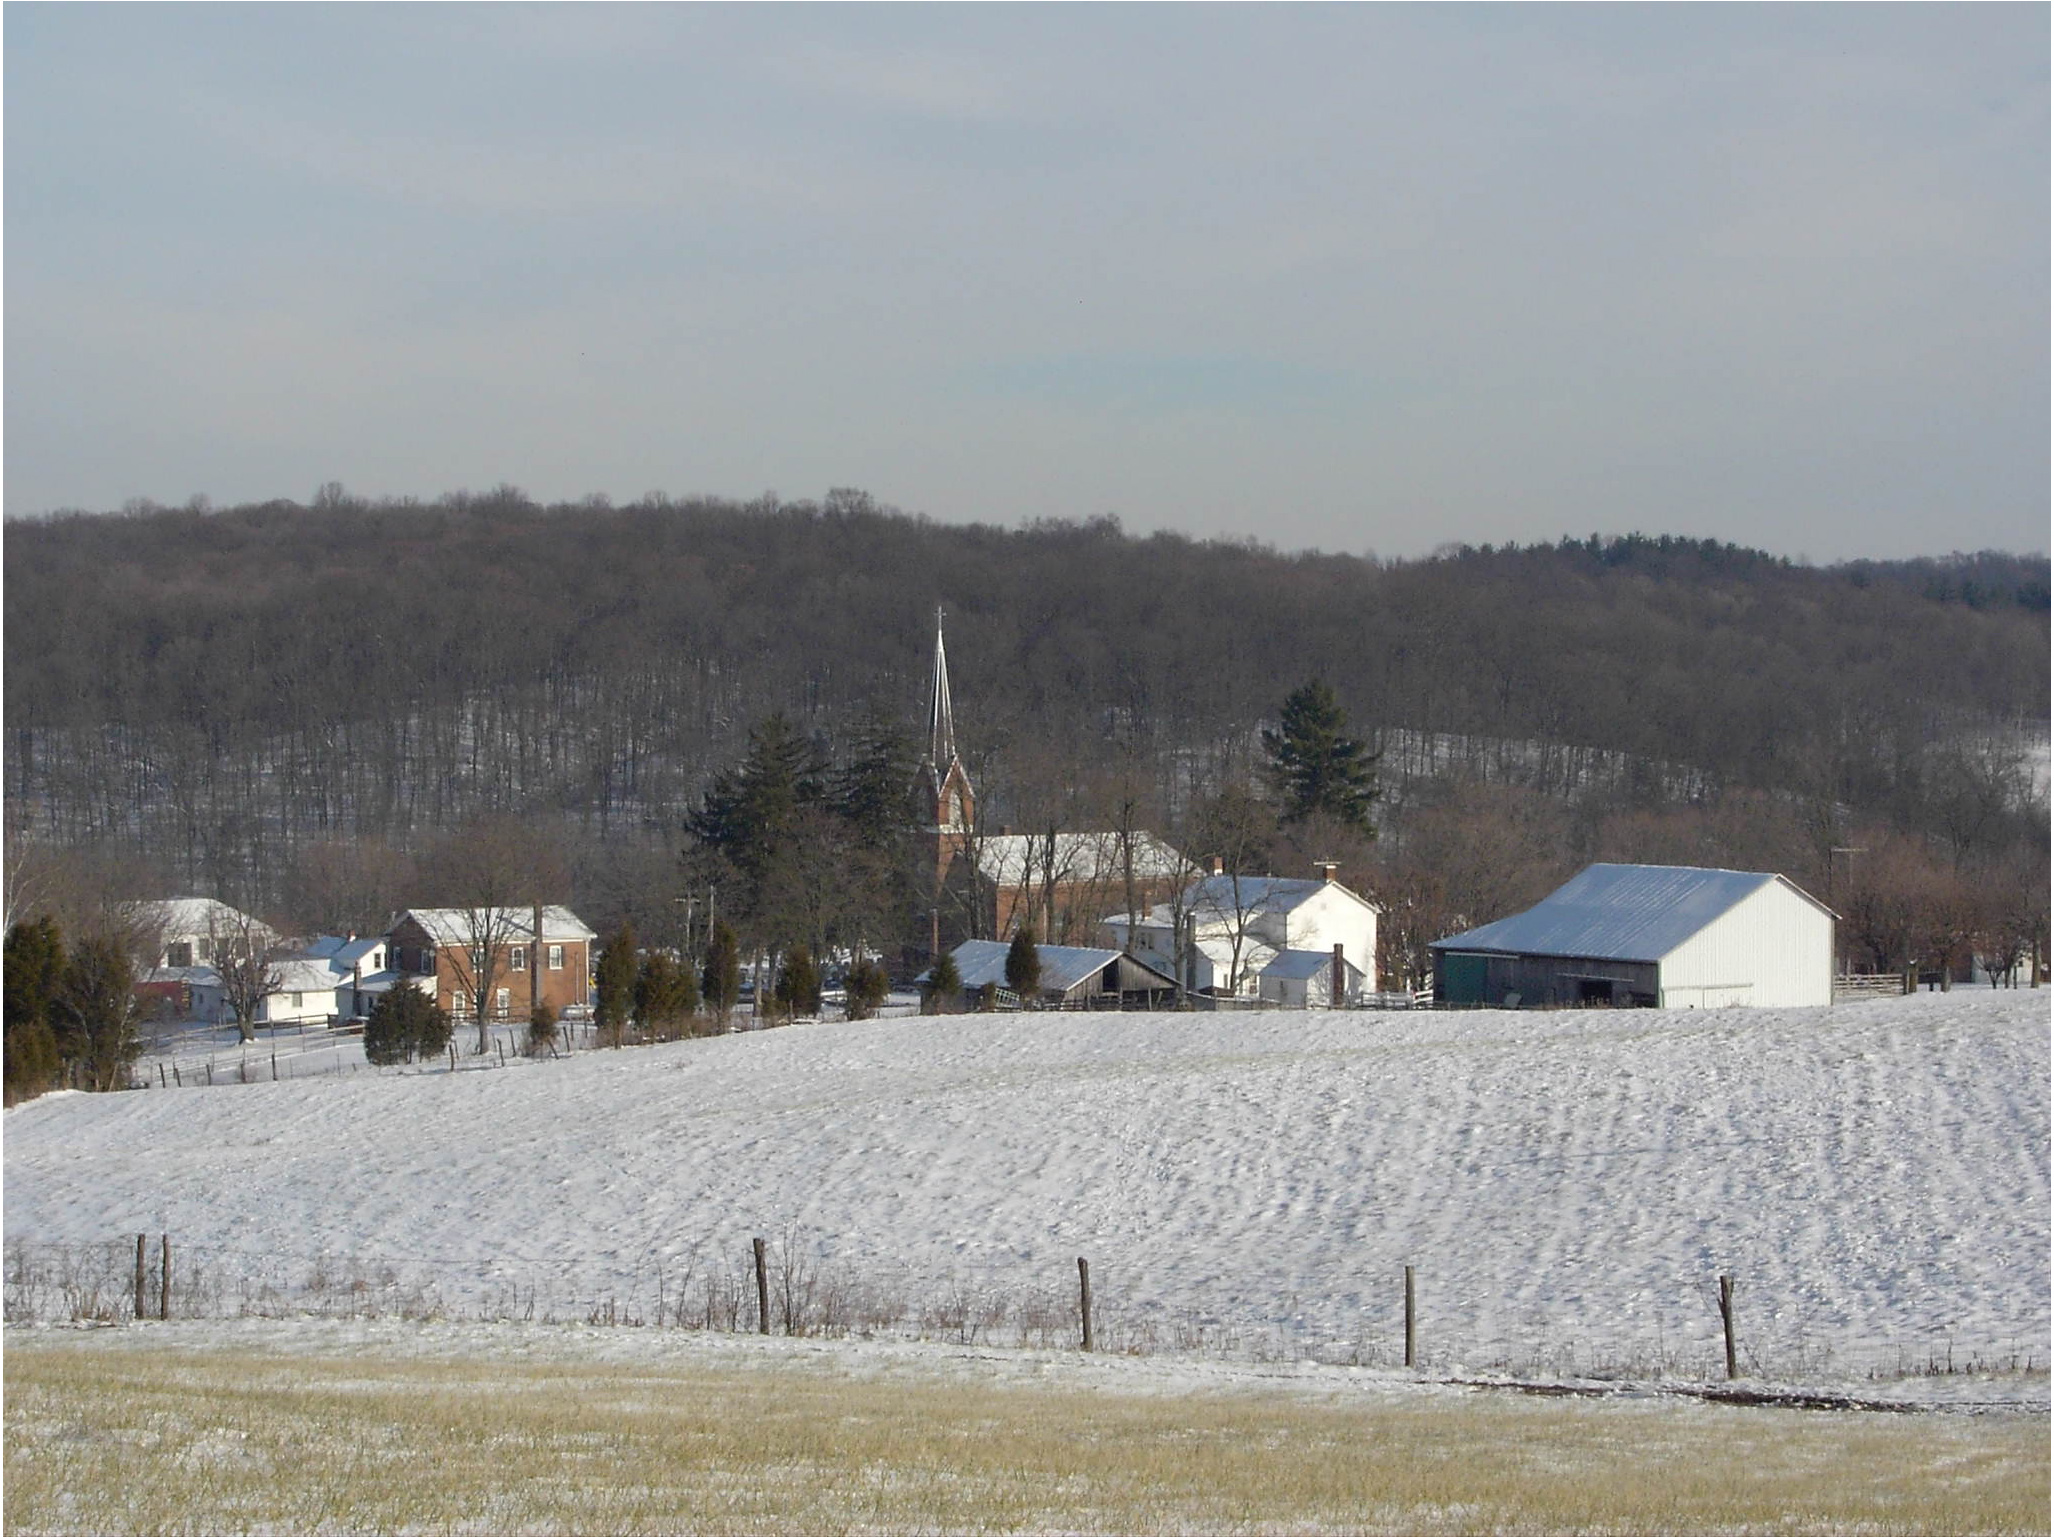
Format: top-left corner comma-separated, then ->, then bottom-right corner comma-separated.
6,990 -> 2046,1402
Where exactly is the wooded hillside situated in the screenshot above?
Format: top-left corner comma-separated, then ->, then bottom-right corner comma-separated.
5,487 -> 2046,955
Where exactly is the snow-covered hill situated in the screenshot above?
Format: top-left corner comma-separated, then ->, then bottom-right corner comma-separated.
5,991 -> 2046,1389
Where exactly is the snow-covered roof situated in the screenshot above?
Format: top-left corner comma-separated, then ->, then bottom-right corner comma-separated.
934,939 -> 1177,995
1431,864 -> 1826,964
1260,948 -> 1365,982
1116,872 -> 1375,931
395,906 -> 597,945
270,960 -> 347,995
133,898 -> 271,941
973,832 -> 1190,888
140,965 -> 222,987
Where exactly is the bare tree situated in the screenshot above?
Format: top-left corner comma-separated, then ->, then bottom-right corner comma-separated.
210,907 -> 283,1043
423,817 -> 568,1054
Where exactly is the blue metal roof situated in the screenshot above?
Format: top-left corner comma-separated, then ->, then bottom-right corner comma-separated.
1430,864 -> 1802,964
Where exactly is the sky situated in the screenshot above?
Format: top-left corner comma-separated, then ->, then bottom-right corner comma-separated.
6,4 -> 2047,561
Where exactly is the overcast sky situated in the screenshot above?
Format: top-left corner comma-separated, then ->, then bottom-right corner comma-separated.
6,4 -> 2046,560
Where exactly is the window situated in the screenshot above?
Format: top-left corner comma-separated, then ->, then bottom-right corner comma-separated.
196,938 -> 212,962
166,942 -> 192,968
290,992 -> 303,1009
548,945 -> 564,970
496,988 -> 511,1016
510,948 -> 526,972
450,991 -> 468,1015
469,947 -> 486,974
371,950 -> 383,970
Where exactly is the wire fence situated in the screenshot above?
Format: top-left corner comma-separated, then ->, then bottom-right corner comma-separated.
7,1233 -> 2042,1390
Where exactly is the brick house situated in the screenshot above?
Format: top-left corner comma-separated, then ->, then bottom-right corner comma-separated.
385,906 -> 596,1021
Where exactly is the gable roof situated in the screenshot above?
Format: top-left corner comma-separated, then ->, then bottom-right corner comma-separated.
1260,948 -> 1366,982
133,898 -> 270,941
1112,872 -> 1377,931
393,906 -> 597,946
932,939 -> 1178,995
973,832 -> 1190,888
1430,864 -> 1825,964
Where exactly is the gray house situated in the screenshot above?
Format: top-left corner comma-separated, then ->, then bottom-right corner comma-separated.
1432,864 -> 1835,1009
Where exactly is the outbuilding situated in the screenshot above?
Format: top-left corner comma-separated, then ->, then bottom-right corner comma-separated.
928,939 -> 1182,1010
1431,863 -> 1835,1009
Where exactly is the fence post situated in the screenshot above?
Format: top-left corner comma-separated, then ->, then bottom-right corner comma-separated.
753,1236 -> 770,1335
1078,1256 -> 1094,1352
271,1050 -> 278,1081
159,1235 -> 171,1321
1404,1264 -> 1416,1368
1718,1274 -> 1738,1379
134,1234 -> 147,1320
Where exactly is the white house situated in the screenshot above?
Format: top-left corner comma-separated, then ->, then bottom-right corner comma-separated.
131,897 -> 276,970
1258,948 -> 1369,1009
1101,861 -> 1380,998
1430,863 -> 1835,1009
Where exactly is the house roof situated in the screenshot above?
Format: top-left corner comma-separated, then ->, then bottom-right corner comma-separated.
1430,864 -> 1826,964
133,898 -> 271,941
270,960 -> 348,995
1260,948 -> 1365,982
1114,872 -> 1377,931
973,832 -> 1190,889
933,939 -> 1178,995
394,906 -> 597,946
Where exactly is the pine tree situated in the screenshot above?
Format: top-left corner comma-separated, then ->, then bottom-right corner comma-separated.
774,943 -> 821,1020
4,917 -> 65,1104
924,949 -> 961,1015
1261,679 -> 1379,833
701,921 -> 742,1025
595,923 -> 638,1046
844,955 -> 891,1020
365,985 -> 451,1066
635,952 -> 697,1039
1005,925 -> 1042,1008
54,935 -> 143,1092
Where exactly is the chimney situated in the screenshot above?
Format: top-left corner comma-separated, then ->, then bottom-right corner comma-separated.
1316,861 -> 1338,884
998,824 -> 1011,837
1332,943 -> 1346,1007
1208,855 -> 1224,876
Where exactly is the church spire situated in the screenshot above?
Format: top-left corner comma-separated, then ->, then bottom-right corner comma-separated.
929,606 -> 956,769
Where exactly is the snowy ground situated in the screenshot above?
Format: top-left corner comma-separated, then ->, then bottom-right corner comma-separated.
6,989 -> 2047,1404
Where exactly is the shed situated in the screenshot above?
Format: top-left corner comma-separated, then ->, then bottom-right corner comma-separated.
1431,864 -> 1835,1009
1258,948 -> 1366,1009
926,939 -> 1181,1010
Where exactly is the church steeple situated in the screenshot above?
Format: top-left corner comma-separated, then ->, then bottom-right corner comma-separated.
929,607 -> 956,770
916,608 -> 974,840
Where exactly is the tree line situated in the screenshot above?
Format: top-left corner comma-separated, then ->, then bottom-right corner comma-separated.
2,487 -> 2044,1008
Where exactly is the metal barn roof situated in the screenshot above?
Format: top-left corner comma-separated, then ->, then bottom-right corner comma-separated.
1430,864 -> 1816,964
934,939 -> 1177,995
1259,948 -> 1366,982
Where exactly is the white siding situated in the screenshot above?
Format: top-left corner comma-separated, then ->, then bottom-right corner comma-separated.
1659,879 -> 1832,1008
1279,887 -> 1379,993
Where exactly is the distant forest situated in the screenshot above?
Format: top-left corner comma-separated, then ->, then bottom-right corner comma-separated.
4,486 -> 2047,972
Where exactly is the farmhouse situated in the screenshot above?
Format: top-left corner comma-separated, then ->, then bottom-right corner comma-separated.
1431,863 -> 1835,1009
131,897 -> 275,969
927,939 -> 1182,1010
1100,862 -> 1380,999
385,906 -> 596,1020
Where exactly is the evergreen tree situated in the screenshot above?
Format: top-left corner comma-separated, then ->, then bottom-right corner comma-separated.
634,952 -> 697,1039
54,935 -> 143,1092
1261,679 -> 1379,834
774,943 -> 821,1019
1005,925 -> 1042,1007
924,949 -> 961,1015
836,710 -> 918,850
4,917 -> 65,1104
687,714 -> 831,883
844,955 -> 890,1021
701,921 -> 742,1024
364,984 -> 451,1066
595,922 -> 638,1046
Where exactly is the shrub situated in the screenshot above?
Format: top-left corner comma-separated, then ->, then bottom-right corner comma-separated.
525,1002 -> 557,1057
365,986 -> 452,1066
844,956 -> 890,1020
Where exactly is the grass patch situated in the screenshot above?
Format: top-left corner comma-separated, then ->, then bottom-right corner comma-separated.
5,1333 -> 2046,1534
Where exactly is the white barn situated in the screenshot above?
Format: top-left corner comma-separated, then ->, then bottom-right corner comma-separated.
1431,863 -> 1835,1009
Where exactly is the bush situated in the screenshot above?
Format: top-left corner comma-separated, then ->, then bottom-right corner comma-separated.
365,986 -> 452,1066
775,944 -> 821,1020
525,1002 -> 557,1057
844,956 -> 890,1021
923,951 -> 961,1015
